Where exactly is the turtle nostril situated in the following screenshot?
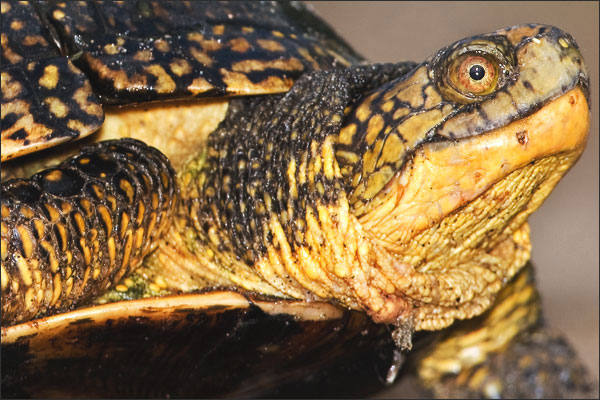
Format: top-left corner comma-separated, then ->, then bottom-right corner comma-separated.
558,37 -> 570,49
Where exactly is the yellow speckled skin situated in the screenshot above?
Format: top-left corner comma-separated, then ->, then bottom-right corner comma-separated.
415,264 -> 594,398
1,17 -> 590,343
161,25 -> 589,333
417,265 -> 541,384
1,140 -> 178,324
0,6 -> 594,398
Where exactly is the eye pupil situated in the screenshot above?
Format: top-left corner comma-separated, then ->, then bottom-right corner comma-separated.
469,65 -> 486,80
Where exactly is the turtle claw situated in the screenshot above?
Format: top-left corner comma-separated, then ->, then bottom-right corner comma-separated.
385,348 -> 407,385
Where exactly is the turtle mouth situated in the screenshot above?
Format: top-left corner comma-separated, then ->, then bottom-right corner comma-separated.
578,73 -> 591,108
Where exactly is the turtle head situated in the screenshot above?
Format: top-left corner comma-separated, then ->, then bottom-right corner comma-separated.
343,24 -> 589,212
336,24 -> 590,327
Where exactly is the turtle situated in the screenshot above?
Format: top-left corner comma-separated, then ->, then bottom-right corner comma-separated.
0,1 -> 596,398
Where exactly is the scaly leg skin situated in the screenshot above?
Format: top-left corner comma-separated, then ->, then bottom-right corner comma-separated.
414,264 -> 598,398
1,139 -> 178,326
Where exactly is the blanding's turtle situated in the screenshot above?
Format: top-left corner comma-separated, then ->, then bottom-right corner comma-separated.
0,1 -> 595,398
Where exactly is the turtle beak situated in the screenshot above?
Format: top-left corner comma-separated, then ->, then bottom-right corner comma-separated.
578,69 -> 590,108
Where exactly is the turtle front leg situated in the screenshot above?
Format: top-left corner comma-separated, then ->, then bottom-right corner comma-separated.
413,263 -> 597,398
1,139 -> 178,326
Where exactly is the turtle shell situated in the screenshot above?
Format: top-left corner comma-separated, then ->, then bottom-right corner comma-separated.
1,1 -> 362,161
1,290 -> 399,398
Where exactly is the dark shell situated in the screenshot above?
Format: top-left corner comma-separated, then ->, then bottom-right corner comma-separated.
1,291 -> 398,398
1,1 -> 362,160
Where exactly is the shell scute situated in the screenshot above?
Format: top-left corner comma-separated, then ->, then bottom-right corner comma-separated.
1,2 -> 103,161
2,1 -> 361,160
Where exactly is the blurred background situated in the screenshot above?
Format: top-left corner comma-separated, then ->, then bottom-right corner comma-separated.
310,0 -> 599,393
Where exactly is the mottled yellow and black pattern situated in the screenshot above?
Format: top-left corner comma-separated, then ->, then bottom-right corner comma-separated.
1,139 -> 177,324
164,24 -> 589,333
43,0 -> 361,103
340,25 -> 587,214
0,6 -> 595,396
1,1 -> 103,161
1,1 -> 361,161
192,64 -> 413,266
1,17 -> 590,339
416,265 -> 595,398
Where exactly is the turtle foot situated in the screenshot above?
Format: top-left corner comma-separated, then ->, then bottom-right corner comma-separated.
426,321 -> 598,399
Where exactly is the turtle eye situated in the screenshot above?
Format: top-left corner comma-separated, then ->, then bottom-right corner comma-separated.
449,54 -> 499,96
433,37 -> 515,104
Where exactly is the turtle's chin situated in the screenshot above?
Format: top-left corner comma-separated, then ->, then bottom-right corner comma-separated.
383,152 -> 577,273
355,87 -> 589,330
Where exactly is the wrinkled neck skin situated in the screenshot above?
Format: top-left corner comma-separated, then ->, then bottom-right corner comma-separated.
149,24 -> 590,335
